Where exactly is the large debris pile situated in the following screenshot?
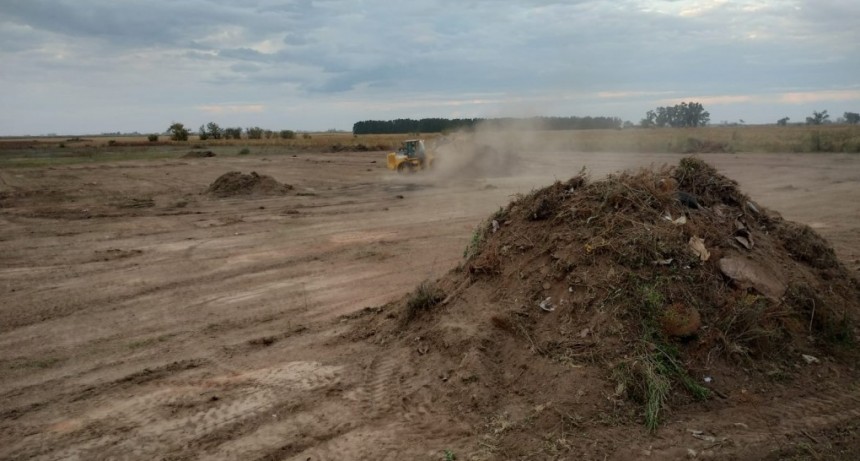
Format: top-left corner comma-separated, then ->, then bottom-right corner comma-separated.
207,171 -> 292,197
354,157 -> 859,456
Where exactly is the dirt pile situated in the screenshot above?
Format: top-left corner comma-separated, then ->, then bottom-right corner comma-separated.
352,157 -> 860,457
207,171 -> 293,197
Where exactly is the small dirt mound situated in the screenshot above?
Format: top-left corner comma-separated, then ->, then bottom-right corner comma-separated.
350,157 -> 860,457
207,171 -> 292,197
183,150 -> 216,158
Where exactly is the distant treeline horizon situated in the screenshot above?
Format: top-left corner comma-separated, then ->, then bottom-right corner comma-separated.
352,116 -> 623,134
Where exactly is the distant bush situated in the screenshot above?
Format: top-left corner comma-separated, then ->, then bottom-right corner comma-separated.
302,132 -> 312,139
806,110 -> 830,125
168,122 -> 189,141
280,130 -> 296,139
148,134 -> 159,142
224,127 -> 243,140
246,127 -> 264,139
206,122 -> 223,139
108,140 -> 117,146
238,147 -> 251,155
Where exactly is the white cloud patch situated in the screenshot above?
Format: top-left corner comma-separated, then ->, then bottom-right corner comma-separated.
779,90 -> 860,104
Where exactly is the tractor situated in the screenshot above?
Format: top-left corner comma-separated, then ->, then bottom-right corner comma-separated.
386,139 -> 434,173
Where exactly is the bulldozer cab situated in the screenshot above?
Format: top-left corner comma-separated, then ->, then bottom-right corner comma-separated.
400,140 -> 425,159
387,139 -> 431,172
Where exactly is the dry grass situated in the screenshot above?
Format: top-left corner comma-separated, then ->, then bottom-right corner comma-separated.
403,280 -> 445,323
500,125 -> 860,153
0,133 -> 441,150
1,126 -> 857,168
3,125 -> 859,154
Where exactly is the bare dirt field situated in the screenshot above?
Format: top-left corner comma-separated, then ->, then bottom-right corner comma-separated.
1,149 -> 859,460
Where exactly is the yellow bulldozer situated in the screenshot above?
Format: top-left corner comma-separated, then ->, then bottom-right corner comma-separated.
386,139 -> 434,173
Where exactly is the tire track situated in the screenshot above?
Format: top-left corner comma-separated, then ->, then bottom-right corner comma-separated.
7,362 -> 341,461
289,350 -> 474,460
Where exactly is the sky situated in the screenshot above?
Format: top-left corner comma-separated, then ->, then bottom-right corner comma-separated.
1,0 -> 859,135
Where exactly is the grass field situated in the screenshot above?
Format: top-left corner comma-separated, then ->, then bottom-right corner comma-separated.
1,125 -> 858,168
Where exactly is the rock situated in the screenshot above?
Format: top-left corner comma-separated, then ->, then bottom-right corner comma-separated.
661,303 -> 702,337
718,256 -> 786,300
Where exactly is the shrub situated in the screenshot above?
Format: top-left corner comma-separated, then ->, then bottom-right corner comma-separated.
148,134 -> 159,142
224,127 -> 242,140
246,127 -> 264,139
403,281 -> 444,323
168,122 -> 189,141
238,148 -> 250,155
280,130 -> 296,139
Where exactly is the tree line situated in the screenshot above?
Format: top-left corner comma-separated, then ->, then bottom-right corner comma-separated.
352,116 -> 623,135
164,122 -> 305,141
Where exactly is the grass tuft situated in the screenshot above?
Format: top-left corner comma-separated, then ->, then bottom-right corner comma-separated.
404,280 -> 445,323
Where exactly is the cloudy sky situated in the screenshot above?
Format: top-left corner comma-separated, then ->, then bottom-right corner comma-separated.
1,0 -> 858,135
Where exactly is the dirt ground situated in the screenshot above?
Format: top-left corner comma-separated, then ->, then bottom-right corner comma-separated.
1,150 -> 859,460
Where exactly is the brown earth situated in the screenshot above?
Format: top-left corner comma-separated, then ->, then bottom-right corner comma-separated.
1,150 -> 860,460
207,171 -> 293,197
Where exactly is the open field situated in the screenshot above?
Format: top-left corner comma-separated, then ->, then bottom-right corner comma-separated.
2,123 -> 859,158
1,144 -> 860,460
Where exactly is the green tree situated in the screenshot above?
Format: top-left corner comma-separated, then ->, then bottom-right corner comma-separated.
679,102 -> 710,127
641,110 -> 657,128
198,125 -> 209,140
777,117 -> 790,126
844,112 -> 860,125
246,127 -> 264,139
279,129 -> 296,139
806,110 -> 829,125
642,102 -> 709,128
206,122 -> 223,139
168,122 -> 189,141
224,127 -> 243,139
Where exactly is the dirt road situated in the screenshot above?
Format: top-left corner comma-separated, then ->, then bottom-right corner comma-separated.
1,151 -> 859,460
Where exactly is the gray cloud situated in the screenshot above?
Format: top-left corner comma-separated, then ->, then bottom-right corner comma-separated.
0,0 -> 858,134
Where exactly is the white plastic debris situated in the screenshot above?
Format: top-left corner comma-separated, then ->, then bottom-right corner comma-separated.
663,213 -> 687,225
539,297 -> 554,312
802,354 -> 820,364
